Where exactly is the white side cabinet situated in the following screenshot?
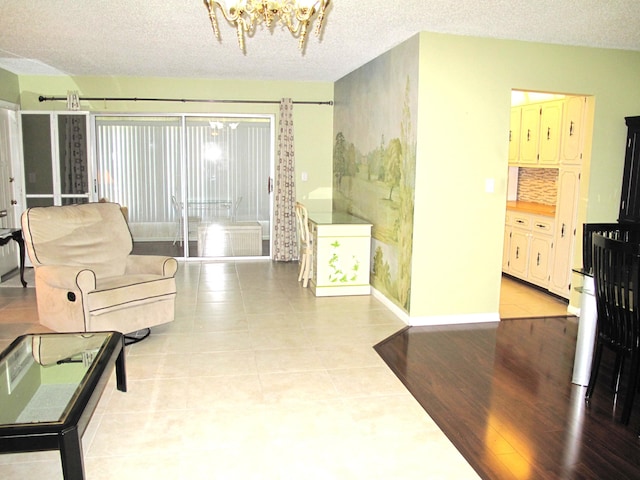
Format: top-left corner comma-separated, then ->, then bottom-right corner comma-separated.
309,212 -> 372,297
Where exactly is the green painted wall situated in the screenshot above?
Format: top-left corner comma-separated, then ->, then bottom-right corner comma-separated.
0,67 -> 20,104
410,32 -> 640,320
17,75 -> 335,210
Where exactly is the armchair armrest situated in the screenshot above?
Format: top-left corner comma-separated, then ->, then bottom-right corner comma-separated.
125,255 -> 178,277
36,265 -> 97,292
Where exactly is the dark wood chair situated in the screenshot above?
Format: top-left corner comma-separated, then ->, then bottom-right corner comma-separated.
582,222 -> 640,275
586,233 -> 640,424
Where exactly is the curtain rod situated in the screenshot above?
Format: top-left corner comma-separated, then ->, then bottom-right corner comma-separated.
38,95 -> 333,106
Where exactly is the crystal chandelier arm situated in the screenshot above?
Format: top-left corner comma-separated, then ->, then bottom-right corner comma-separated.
290,0 -> 330,49
203,0 -> 221,39
313,0 -> 330,37
203,0 -> 253,51
278,2 -> 311,49
297,20 -> 310,50
234,20 -> 248,51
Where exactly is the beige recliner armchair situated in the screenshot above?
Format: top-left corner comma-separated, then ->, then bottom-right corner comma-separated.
21,202 -> 178,338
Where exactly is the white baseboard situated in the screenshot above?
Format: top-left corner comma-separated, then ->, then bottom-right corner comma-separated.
408,312 -> 500,326
371,287 -> 500,326
371,287 -> 410,324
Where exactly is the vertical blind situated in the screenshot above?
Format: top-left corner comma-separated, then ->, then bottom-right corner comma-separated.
94,115 -> 272,229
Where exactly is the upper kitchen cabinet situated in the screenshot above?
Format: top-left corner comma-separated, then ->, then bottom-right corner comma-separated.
560,96 -> 587,165
618,116 -> 640,223
510,100 -> 563,167
517,104 -> 541,165
537,101 -> 563,165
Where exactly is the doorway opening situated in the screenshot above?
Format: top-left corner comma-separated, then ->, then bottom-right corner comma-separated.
500,90 -> 594,318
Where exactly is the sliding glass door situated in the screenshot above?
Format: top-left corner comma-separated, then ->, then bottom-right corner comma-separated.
184,116 -> 271,257
94,114 -> 273,259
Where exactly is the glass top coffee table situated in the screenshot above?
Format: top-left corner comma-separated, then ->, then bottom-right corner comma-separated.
0,331 -> 126,479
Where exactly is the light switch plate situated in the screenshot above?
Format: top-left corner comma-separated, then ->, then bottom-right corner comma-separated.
485,178 -> 495,193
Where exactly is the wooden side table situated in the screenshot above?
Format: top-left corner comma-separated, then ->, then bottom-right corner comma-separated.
0,228 -> 27,287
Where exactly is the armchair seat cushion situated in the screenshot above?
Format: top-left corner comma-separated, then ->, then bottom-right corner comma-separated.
89,274 -> 176,316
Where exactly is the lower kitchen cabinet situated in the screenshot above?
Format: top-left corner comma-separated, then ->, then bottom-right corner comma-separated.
508,228 -> 530,278
503,211 -> 554,289
528,235 -> 552,287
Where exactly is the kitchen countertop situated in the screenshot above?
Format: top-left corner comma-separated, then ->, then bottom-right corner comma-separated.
506,201 -> 556,217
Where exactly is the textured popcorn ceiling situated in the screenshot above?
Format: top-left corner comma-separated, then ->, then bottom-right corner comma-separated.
0,0 -> 639,82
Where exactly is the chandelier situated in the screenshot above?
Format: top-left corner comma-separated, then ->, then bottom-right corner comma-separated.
203,0 -> 331,52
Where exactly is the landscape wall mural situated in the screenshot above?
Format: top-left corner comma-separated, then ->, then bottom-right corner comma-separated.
333,36 -> 418,312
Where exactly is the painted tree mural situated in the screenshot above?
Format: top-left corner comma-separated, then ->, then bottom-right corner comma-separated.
384,138 -> 402,201
333,36 -> 418,312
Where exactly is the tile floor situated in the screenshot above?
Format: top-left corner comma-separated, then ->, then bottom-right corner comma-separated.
0,261 -> 479,479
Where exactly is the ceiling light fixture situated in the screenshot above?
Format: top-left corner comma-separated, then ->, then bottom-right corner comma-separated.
203,0 -> 330,52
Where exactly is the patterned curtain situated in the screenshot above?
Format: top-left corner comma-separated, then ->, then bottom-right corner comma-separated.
272,98 -> 297,261
61,115 -> 87,196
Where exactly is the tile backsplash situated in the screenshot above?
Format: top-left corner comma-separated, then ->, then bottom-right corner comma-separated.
516,168 -> 559,205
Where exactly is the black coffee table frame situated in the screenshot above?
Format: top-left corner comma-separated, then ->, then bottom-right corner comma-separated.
0,332 -> 126,479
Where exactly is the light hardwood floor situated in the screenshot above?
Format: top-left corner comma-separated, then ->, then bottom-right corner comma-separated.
500,275 -> 572,319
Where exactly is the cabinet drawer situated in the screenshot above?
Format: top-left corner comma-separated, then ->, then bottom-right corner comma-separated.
531,216 -> 555,236
511,215 -> 531,230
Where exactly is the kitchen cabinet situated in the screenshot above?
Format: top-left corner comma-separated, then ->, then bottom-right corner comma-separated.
503,210 -> 554,287
538,101 -> 563,166
528,216 -> 554,288
618,116 -> 640,223
549,166 -> 581,298
507,213 -> 532,278
508,227 -> 530,278
510,100 -> 563,167
517,104 -> 541,165
560,96 -> 587,165
504,168 -> 580,299
308,212 -> 372,297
